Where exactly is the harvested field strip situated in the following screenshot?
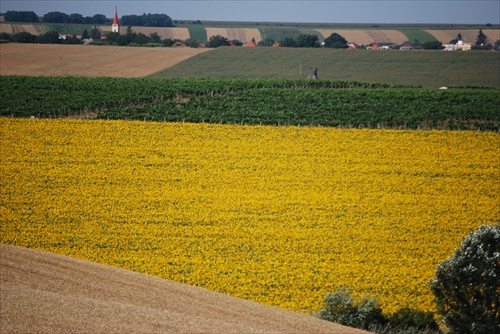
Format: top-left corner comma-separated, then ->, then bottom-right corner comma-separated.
0,23 -> 47,35
365,30 -> 408,44
0,244 -> 369,333
314,29 -> 407,44
206,27 -> 231,40
425,29 -> 500,44
315,29 -> 373,44
0,43 -> 211,77
244,28 -> 262,43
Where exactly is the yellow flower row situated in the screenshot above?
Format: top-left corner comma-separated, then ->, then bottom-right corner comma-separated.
1,117 -> 498,314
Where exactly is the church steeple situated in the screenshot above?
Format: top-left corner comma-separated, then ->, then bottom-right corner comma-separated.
112,6 -> 120,33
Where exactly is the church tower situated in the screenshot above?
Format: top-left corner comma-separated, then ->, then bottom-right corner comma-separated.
112,7 -> 120,33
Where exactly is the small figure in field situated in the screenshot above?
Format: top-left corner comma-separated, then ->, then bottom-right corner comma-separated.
307,67 -> 318,80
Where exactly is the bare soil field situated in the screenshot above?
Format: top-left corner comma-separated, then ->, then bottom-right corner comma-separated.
0,43 -> 211,77
315,29 -> 407,44
425,29 -> 500,44
0,244 -> 369,334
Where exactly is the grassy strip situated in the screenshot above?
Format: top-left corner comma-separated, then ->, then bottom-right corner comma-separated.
399,30 -> 437,43
187,25 -> 207,42
151,47 -> 500,88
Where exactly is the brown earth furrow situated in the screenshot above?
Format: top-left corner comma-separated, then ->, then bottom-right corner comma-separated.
0,244 -> 370,334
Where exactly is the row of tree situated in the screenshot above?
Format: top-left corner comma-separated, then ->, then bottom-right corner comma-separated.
2,10 -> 173,27
3,10 -> 109,24
120,13 -> 174,27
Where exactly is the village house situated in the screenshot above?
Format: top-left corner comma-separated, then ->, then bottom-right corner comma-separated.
244,40 -> 257,47
348,42 -> 359,49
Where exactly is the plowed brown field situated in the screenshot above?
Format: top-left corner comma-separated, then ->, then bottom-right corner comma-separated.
0,244 -> 370,334
0,43 -> 211,77
425,29 -> 500,44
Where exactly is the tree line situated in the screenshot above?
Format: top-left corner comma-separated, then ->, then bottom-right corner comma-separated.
2,10 -> 173,27
3,10 -> 109,24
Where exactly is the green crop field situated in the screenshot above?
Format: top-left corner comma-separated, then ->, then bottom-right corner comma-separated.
152,47 -> 500,88
1,76 -> 498,130
399,30 -> 437,43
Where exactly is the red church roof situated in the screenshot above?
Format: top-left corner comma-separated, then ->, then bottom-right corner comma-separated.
113,8 -> 119,25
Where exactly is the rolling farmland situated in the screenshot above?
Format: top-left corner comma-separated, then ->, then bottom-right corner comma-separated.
2,21 -> 499,45
1,17 -> 499,329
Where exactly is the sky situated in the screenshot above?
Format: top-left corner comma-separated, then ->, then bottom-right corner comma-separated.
1,0 -> 499,25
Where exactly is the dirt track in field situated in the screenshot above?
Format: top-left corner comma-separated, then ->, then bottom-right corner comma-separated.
0,43 -> 211,77
0,244 -> 370,334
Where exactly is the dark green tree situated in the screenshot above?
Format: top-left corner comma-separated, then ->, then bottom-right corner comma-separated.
0,32 -> 11,41
125,26 -> 138,44
422,40 -> 444,50
42,11 -> 70,23
430,225 -> 500,334
90,26 -> 101,40
162,38 -> 175,47
92,14 -> 108,24
69,13 -> 84,24
106,32 -> 120,44
37,31 -> 60,44
184,39 -> 200,48
296,34 -> 320,48
206,35 -> 230,48
149,32 -> 162,43
450,33 -> 463,44
81,29 -> 90,40
279,36 -> 297,47
476,29 -> 487,46
318,287 -> 386,330
258,37 -> 275,46
134,32 -> 150,45
324,33 -> 348,48
4,10 -> 39,22
11,31 -> 37,43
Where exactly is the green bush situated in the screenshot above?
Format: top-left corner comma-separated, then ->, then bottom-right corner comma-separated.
318,288 -> 441,333
318,287 -> 386,330
430,224 -> 500,334
387,307 -> 439,331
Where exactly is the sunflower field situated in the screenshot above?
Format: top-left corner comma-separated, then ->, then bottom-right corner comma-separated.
1,117 -> 498,314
